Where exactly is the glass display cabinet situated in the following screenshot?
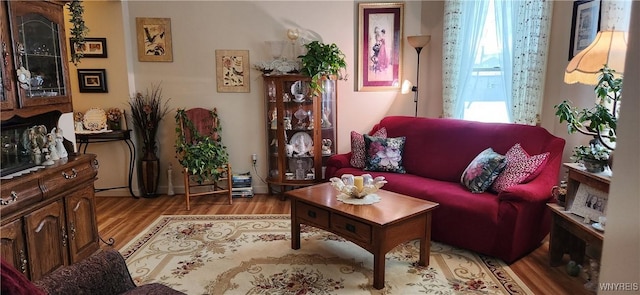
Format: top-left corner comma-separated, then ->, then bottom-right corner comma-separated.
263,74 -> 337,194
1,1 -> 72,121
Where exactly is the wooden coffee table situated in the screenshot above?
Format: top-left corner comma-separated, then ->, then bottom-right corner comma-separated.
286,183 -> 439,289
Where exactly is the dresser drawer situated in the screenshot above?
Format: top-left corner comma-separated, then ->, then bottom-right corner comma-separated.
42,160 -> 95,198
296,202 -> 330,228
331,214 -> 371,244
0,179 -> 42,217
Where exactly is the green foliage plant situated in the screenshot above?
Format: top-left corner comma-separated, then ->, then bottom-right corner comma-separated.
67,0 -> 89,66
554,65 -> 623,163
175,109 -> 229,184
298,41 -> 347,96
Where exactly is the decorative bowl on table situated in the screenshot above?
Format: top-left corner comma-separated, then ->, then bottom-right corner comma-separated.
329,174 -> 387,199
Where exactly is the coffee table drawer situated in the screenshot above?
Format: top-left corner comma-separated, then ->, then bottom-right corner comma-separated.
296,202 -> 329,228
331,214 -> 371,244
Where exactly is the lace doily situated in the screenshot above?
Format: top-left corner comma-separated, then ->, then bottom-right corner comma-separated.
336,193 -> 381,205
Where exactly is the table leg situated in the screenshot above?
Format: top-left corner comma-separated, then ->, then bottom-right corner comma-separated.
291,200 -> 300,250
373,251 -> 386,289
419,213 -> 432,266
549,215 -> 569,266
123,138 -> 137,198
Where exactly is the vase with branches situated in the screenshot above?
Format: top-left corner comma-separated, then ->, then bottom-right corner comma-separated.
129,83 -> 171,197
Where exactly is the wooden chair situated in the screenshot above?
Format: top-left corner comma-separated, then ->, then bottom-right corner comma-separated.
176,108 -> 232,210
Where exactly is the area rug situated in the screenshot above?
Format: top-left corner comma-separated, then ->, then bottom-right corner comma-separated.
120,215 -> 533,295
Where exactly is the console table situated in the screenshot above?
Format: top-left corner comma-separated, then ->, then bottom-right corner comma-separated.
76,130 -> 136,198
548,163 -> 610,266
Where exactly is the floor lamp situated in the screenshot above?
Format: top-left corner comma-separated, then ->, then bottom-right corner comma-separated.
402,35 -> 431,116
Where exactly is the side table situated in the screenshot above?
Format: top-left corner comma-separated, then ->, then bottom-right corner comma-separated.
76,130 -> 136,198
548,163 -> 610,266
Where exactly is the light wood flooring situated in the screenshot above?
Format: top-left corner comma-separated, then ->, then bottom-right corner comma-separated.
96,194 -> 594,295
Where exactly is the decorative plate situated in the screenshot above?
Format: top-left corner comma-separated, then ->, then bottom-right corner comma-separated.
290,81 -> 308,102
289,132 -> 313,156
83,108 -> 107,131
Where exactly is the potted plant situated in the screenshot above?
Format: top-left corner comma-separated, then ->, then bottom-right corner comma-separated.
298,41 -> 347,96
175,109 -> 229,184
129,83 -> 171,197
554,65 -> 622,171
571,142 -> 610,172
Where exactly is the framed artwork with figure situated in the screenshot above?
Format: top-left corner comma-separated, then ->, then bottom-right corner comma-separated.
569,0 -> 601,60
358,2 -> 404,92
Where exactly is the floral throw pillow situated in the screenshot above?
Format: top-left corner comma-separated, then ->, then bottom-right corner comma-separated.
491,143 -> 550,193
363,134 -> 406,173
460,148 -> 507,193
350,127 -> 387,168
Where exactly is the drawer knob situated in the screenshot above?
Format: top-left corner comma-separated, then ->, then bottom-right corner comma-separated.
346,223 -> 356,233
62,168 -> 78,179
307,210 -> 317,218
0,191 -> 18,205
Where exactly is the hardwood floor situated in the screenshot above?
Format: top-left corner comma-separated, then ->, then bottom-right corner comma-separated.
96,194 -> 594,294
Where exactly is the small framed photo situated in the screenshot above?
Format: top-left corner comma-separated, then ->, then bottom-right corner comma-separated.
569,0 -> 601,60
136,17 -> 173,62
568,183 -> 608,220
358,2 -> 404,91
70,38 -> 108,58
77,69 -> 108,93
215,49 -> 250,93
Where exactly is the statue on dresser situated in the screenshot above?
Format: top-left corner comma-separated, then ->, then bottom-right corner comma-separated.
53,127 -> 68,158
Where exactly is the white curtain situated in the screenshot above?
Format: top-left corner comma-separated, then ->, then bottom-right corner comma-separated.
442,0 -> 553,125
442,1 -> 489,119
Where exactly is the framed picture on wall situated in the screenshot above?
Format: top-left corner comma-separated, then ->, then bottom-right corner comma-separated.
77,69 -> 108,93
136,17 -> 173,62
70,38 -> 108,58
357,2 -> 404,91
569,0 -> 601,60
215,49 -> 250,93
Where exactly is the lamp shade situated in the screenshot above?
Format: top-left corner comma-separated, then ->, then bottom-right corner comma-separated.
565,30 -> 628,85
401,80 -> 413,94
407,35 -> 431,49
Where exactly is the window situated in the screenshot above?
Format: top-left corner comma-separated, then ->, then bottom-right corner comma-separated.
462,0 -> 510,123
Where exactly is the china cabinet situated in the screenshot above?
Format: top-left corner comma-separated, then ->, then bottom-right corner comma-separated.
0,154 -> 99,281
263,74 -> 337,194
1,1 -> 73,121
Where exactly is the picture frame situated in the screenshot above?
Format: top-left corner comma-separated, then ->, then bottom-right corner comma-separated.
569,0 -> 601,60
215,49 -> 250,93
77,69 -> 108,93
136,17 -> 173,62
568,183 -> 608,220
69,38 -> 108,58
357,2 -> 404,91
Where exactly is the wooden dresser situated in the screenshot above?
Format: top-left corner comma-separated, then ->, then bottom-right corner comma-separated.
0,154 -> 99,281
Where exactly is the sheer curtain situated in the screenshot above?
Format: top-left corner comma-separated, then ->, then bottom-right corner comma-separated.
442,0 -> 552,125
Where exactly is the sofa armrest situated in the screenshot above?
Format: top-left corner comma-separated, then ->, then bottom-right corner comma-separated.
325,152 -> 353,180
34,249 -> 137,295
498,175 -> 555,204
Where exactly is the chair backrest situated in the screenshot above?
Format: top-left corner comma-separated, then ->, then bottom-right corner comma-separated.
178,108 -> 220,144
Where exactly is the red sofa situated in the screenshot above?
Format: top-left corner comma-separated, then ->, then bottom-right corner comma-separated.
326,116 -> 565,263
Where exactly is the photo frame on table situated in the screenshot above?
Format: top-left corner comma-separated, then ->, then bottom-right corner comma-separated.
136,17 -> 173,62
358,2 -> 404,92
568,0 -> 601,60
568,183 -> 608,220
215,49 -> 250,93
69,38 -> 108,58
77,69 -> 108,93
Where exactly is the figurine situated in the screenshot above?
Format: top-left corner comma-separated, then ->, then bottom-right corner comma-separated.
321,138 -> 332,155
270,108 -> 278,130
47,133 -> 59,161
54,127 -> 68,158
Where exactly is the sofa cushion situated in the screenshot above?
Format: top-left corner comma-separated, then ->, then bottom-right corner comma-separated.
363,134 -> 406,173
491,143 -> 549,193
460,148 -> 506,193
350,127 -> 387,168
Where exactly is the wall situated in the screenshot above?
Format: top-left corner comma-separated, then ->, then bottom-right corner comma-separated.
72,1 -> 424,195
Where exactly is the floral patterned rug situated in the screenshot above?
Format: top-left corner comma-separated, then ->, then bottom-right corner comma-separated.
120,215 -> 532,295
